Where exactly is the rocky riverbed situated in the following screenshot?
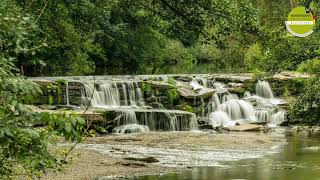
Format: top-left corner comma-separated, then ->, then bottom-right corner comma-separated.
42,130 -> 286,179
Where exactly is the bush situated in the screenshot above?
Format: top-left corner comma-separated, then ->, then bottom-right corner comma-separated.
297,58 -> 320,75
167,89 -> 180,105
287,77 -> 320,125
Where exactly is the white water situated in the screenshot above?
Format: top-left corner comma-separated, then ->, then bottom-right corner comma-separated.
209,111 -> 236,127
256,80 -> 274,99
84,81 -> 145,107
217,99 -> 256,122
113,124 -> 150,133
66,81 -> 70,106
209,81 -> 285,128
72,76 -> 285,131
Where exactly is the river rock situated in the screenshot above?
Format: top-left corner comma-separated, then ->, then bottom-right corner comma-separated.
32,79 -> 56,86
225,124 -> 262,131
273,71 -> 309,80
175,76 -> 193,82
198,124 -> 214,130
214,74 -> 253,83
124,156 -> 159,163
178,87 -> 215,99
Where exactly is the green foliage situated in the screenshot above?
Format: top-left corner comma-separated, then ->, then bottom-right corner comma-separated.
251,69 -> 268,80
298,58 -> 320,75
0,1 -> 86,178
166,78 -> 176,85
141,82 -> 153,95
245,43 -> 264,71
41,113 -> 86,142
46,83 -> 62,105
181,104 -> 194,113
56,78 -> 68,85
167,89 -> 180,105
288,77 -> 320,125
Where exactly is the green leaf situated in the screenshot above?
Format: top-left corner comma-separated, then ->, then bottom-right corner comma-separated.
64,122 -> 72,133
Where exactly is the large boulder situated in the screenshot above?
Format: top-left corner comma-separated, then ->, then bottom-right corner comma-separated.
225,124 -> 262,131
273,71 -> 309,81
178,87 -> 215,99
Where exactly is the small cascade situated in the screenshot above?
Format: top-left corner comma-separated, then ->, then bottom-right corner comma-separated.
220,93 -> 239,104
193,77 -> 214,88
256,80 -> 274,99
116,110 -> 138,126
116,110 -> 198,131
244,91 -> 251,97
207,80 -> 286,128
190,81 -> 204,90
217,99 -> 256,122
66,81 -> 70,106
83,81 -> 145,107
209,111 -> 235,127
269,111 -> 285,126
113,124 -> 150,134
254,108 -> 276,122
121,83 -> 128,106
213,82 -> 228,94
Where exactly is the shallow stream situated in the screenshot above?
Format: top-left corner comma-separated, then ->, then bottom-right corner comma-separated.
129,131 -> 320,180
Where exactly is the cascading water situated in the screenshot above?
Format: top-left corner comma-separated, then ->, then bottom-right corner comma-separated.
209,80 -> 285,128
33,75 -> 286,132
66,81 -> 70,106
256,80 -> 274,99
269,111 -> 285,127
217,99 -> 256,122
113,124 -> 150,134
81,79 -> 198,133
209,111 -> 235,127
115,109 -> 198,131
72,75 -> 285,131
84,81 -> 145,108
192,77 -> 214,88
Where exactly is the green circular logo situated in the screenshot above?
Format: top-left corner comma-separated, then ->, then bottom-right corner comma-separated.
286,6 -> 316,37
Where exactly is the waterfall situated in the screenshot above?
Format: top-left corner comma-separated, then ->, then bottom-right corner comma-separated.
115,109 -> 198,131
209,111 -> 235,127
254,108 -> 275,122
113,124 -> 150,134
244,91 -> 251,97
206,93 -> 221,121
77,76 -> 284,131
256,80 -> 274,99
217,99 -> 256,122
220,93 -> 239,104
213,82 -> 228,94
66,81 -> 70,106
190,81 -> 204,90
117,110 -> 138,126
193,77 -> 214,88
121,83 -> 128,106
269,111 -> 285,126
83,81 -> 145,107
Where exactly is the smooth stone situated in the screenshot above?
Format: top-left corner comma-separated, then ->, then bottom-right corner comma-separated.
225,124 -> 262,131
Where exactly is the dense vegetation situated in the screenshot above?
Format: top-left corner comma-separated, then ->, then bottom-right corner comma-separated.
0,0 -> 320,178
1,0 -> 318,76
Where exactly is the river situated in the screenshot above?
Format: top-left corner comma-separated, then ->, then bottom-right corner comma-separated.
128,130 -> 320,180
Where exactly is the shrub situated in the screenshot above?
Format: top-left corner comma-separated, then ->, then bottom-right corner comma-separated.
287,77 -> 320,125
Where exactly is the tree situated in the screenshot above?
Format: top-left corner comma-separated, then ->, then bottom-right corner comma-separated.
0,1 -> 85,178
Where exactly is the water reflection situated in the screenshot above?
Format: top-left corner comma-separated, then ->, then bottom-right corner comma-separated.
129,133 -> 320,180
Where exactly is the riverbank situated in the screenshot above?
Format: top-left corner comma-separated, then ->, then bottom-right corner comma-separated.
41,131 -> 285,179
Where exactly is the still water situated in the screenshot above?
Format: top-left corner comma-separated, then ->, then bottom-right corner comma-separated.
129,131 -> 320,180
